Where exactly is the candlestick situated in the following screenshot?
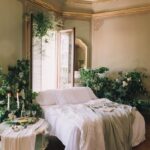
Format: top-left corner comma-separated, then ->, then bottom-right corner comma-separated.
21,102 -> 25,117
21,89 -> 25,100
17,92 -> 20,109
7,93 -> 10,111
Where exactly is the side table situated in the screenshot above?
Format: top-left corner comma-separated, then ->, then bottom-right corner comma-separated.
0,118 -> 49,150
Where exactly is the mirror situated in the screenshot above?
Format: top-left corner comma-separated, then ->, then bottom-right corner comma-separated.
74,38 -> 88,86
74,38 -> 88,71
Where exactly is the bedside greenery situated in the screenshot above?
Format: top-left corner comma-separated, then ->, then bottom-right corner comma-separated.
80,67 -> 150,114
80,67 -> 111,98
0,59 -> 42,122
0,68 -> 9,101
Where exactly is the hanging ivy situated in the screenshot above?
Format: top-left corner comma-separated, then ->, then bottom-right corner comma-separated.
33,12 -> 63,38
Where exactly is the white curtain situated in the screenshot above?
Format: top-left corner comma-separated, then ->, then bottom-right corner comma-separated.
32,31 -> 57,92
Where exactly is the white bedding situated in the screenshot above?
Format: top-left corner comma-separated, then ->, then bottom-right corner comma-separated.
42,98 -> 145,150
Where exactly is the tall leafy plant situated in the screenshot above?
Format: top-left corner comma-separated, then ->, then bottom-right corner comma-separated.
111,71 -> 147,104
0,68 -> 9,101
0,60 -> 42,119
80,67 -> 148,106
7,60 -> 40,111
80,67 -> 112,98
7,60 -> 30,93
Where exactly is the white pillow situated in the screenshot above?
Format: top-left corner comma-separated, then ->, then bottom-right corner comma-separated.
56,87 -> 97,105
36,89 -> 59,106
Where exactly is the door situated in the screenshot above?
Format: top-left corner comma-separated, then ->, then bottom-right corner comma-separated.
32,27 -> 75,91
58,28 -> 75,88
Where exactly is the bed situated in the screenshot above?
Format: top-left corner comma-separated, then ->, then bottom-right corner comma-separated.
36,87 -> 145,150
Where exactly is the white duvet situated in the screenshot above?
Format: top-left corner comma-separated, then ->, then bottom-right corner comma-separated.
43,98 -> 145,150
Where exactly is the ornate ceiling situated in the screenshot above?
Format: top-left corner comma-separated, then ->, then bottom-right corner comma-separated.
46,0 -> 150,13
66,0 -> 101,4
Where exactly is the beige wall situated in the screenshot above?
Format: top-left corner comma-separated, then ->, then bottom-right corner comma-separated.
64,19 -> 91,67
0,0 -> 23,72
92,13 -> 150,74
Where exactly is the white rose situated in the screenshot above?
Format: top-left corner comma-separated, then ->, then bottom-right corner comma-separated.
97,73 -> 105,78
116,78 -> 119,82
127,77 -> 132,81
19,72 -> 23,78
122,81 -> 128,87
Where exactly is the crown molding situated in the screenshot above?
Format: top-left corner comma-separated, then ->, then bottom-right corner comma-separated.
26,0 -> 61,13
22,1 -> 150,20
63,11 -> 92,20
69,0 -> 114,4
93,5 -> 150,18
63,5 -> 150,20
66,0 -> 98,4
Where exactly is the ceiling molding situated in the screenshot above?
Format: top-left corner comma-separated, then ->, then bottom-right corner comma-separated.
66,0 -> 98,4
93,5 -> 150,18
23,1 -> 150,20
26,0 -> 61,13
63,11 -> 92,20
63,5 -> 150,20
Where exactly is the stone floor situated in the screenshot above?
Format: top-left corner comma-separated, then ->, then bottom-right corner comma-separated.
46,119 -> 150,150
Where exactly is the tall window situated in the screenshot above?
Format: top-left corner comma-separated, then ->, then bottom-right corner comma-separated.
32,31 -> 57,92
32,29 -> 75,92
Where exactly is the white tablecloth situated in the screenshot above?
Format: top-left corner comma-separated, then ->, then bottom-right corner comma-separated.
0,119 -> 48,150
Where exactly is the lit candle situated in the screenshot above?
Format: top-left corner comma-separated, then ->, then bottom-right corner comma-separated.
7,93 -> 10,111
17,92 -> 20,109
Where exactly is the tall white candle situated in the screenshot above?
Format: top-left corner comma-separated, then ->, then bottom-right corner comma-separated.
17,92 -> 20,109
7,93 -> 10,111
21,89 -> 25,100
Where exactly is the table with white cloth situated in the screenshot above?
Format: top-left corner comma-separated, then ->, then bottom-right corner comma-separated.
0,118 -> 49,150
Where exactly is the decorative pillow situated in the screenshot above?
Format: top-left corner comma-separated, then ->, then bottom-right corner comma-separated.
36,89 -> 59,106
56,87 -> 97,105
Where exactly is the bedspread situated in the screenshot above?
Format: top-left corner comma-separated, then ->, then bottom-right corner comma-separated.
43,98 -> 145,150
